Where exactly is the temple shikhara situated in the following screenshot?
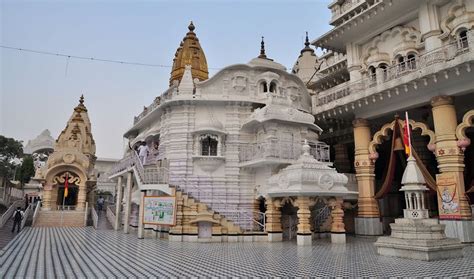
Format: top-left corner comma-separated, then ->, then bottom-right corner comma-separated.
22,0 -> 473,258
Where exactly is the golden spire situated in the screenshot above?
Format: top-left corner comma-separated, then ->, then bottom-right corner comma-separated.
170,21 -> 209,86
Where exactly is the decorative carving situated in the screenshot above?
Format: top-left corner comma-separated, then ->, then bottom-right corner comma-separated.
63,153 -> 75,164
439,1 -> 473,40
456,109 -> 474,150
52,171 -> 81,186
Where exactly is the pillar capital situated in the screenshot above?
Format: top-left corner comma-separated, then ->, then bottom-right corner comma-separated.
431,95 -> 454,107
352,118 -> 370,128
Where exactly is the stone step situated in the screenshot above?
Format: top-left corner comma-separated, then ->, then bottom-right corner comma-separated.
34,211 -> 85,227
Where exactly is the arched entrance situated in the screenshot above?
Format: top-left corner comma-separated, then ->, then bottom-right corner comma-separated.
281,199 -> 298,241
50,171 -> 82,210
369,117 -> 438,234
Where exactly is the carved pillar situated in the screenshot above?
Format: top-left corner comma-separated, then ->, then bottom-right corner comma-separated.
114,176 -> 123,230
330,197 -> 346,243
334,143 -> 352,173
123,172 -> 133,234
76,182 -> 86,210
431,96 -> 471,220
353,118 -> 383,235
43,186 -> 52,210
296,196 -> 312,246
137,190 -> 145,239
265,198 -> 282,242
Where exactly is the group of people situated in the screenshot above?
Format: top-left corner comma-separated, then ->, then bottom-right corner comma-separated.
135,141 -> 159,165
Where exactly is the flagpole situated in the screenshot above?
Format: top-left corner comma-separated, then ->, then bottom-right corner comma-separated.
61,190 -> 65,226
405,111 -> 413,159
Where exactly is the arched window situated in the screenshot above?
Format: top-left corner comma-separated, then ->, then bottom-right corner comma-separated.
200,134 -> 218,156
396,55 -> 406,73
407,53 -> 417,70
368,66 -> 376,81
379,63 -> 388,81
458,29 -> 469,50
269,82 -> 277,93
260,82 -> 268,93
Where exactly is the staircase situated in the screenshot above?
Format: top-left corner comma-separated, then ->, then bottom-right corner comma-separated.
33,211 -> 85,227
109,153 -> 261,232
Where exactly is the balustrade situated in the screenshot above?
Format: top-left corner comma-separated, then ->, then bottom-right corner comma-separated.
315,38 -> 473,108
240,142 -> 330,163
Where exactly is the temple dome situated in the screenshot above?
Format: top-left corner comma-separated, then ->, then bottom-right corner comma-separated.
170,21 -> 209,86
248,37 -> 286,71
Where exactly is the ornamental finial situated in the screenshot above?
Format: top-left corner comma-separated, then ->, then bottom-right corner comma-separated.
258,36 -> 267,59
305,31 -> 310,47
79,94 -> 84,105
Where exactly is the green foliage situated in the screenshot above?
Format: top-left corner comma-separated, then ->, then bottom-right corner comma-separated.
0,135 -> 24,180
16,155 -> 35,184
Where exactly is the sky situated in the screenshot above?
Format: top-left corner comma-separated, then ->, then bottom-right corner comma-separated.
0,0 -> 332,159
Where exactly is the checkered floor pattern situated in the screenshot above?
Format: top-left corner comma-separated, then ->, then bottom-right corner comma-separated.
1,227 -> 474,278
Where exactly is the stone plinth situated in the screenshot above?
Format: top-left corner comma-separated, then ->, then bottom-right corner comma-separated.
375,218 -> 463,261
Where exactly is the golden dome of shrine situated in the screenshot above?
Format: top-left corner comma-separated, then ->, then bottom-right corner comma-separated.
170,21 -> 209,86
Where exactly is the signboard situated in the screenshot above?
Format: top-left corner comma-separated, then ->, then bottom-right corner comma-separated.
142,196 -> 177,226
437,173 -> 461,220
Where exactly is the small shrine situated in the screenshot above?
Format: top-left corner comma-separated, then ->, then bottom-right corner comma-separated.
374,156 -> 464,261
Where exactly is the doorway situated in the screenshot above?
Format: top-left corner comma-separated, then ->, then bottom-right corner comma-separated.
57,186 -> 78,208
281,202 -> 298,241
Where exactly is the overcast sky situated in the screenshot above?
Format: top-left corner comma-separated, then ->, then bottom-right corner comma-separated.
1,0 -> 331,159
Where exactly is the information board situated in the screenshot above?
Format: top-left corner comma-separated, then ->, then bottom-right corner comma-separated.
142,196 -> 177,226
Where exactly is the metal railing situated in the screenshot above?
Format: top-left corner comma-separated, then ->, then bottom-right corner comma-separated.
20,203 -> 33,230
313,203 -> 331,232
109,148 -> 262,231
92,207 -> 98,229
106,205 -> 116,229
32,201 -> 41,226
57,205 -> 76,211
0,200 -> 23,228
239,141 -> 330,163
315,38 -> 473,109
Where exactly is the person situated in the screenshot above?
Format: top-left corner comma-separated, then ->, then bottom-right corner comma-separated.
11,207 -> 24,233
137,142 -> 149,165
97,196 -> 105,212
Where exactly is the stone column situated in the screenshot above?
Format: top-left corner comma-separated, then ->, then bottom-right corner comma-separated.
137,190 -> 145,239
123,172 -> 133,234
296,196 -> 312,246
76,183 -> 86,210
330,197 -> 346,243
431,96 -> 473,243
114,176 -> 123,231
353,118 -> 383,235
265,198 -> 282,242
43,187 -> 52,210
334,143 -> 352,173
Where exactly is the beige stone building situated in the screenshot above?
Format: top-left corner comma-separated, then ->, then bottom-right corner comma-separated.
293,0 -> 474,242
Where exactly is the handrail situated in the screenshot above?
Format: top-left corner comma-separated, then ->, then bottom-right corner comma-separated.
0,200 -> 23,228
106,205 -> 116,228
92,207 -> 98,229
84,202 -> 88,226
32,201 -> 41,226
20,203 -> 33,230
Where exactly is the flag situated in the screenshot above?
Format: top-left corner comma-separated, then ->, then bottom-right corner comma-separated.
64,173 -> 69,198
403,112 -> 412,156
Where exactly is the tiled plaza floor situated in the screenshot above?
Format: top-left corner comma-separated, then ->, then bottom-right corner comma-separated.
1,227 -> 474,278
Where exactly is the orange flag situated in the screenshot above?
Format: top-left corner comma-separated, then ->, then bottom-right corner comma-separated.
64,173 -> 69,198
403,112 -> 412,156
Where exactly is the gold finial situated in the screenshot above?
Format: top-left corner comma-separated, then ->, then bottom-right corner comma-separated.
258,36 -> 267,59
188,21 -> 195,32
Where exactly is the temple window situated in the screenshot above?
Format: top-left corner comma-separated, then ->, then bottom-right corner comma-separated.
260,81 -> 268,93
368,66 -> 376,81
379,63 -> 388,81
200,134 -> 219,156
269,81 -> 277,93
407,53 -> 417,70
457,29 -> 469,50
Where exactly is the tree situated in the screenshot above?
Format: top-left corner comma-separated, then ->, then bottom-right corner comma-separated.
0,135 -> 24,180
16,155 -> 35,184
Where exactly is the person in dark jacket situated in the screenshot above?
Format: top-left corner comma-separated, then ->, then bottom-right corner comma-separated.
11,207 -> 24,233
